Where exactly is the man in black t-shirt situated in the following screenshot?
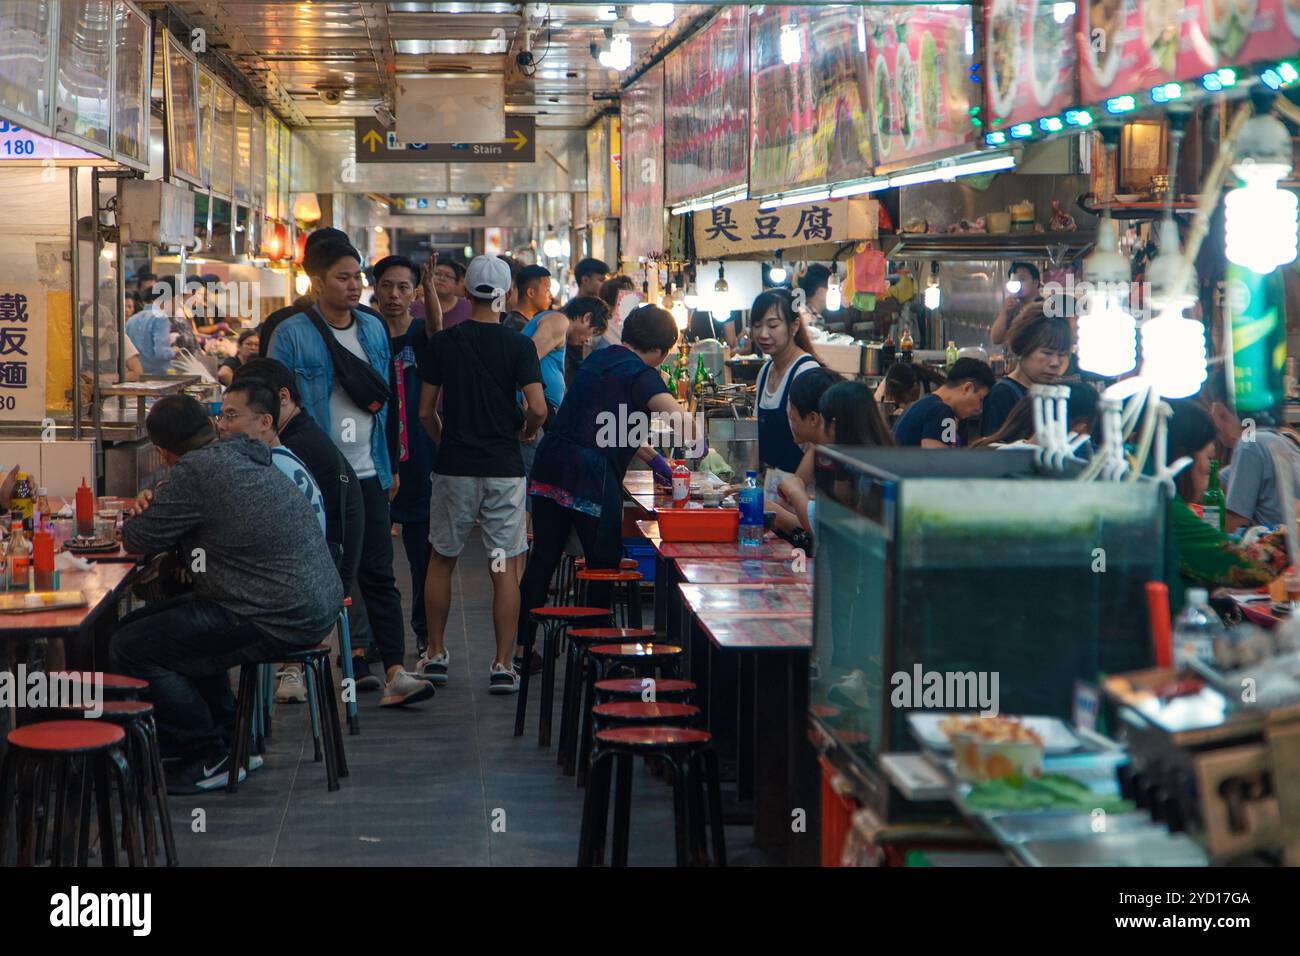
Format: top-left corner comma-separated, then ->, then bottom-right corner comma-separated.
416,256 -> 547,694
894,358 -> 994,448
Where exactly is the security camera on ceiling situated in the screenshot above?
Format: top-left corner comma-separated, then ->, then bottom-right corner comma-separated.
315,81 -> 348,105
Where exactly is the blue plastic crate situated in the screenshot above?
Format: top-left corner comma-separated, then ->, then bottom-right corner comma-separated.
623,540 -> 656,583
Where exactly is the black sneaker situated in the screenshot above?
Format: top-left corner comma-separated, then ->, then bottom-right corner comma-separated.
166,750 -> 246,795
512,650 -> 544,675
352,656 -> 383,692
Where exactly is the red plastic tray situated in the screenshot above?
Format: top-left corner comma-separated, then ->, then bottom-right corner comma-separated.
654,506 -> 740,543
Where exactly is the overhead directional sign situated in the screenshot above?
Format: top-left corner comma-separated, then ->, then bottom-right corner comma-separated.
354,116 -> 535,164
389,194 -> 486,216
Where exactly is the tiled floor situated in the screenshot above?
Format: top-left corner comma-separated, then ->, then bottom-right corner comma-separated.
169,531 -> 747,866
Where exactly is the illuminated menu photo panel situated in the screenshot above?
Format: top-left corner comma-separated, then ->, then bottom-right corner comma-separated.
664,5 -> 749,206
0,1 -> 56,136
234,99 -> 253,205
866,5 -> 977,166
113,0 -> 150,170
164,30 -> 201,186
749,5 -> 873,196
984,0 -> 1078,131
211,81 -> 235,199
56,0 -> 114,153
1176,0 -> 1300,80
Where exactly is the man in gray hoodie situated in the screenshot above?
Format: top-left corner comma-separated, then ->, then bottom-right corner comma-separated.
111,395 -> 344,793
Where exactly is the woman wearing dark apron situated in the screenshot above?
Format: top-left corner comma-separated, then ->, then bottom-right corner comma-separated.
750,289 -> 822,499
517,304 -> 688,652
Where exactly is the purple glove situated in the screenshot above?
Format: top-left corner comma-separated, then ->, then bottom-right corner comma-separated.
650,453 -> 673,487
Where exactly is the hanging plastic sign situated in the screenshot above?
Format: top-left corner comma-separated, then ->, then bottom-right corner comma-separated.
0,121 -> 98,161
693,198 -> 878,258
1225,263 -> 1286,418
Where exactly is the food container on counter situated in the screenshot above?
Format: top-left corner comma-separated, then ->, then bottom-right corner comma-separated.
655,506 -> 740,542
987,211 -> 1011,234
951,731 -> 1044,782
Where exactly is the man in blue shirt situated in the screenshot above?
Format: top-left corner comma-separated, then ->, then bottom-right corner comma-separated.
894,358 -> 994,448
126,280 -> 176,374
268,238 -> 431,708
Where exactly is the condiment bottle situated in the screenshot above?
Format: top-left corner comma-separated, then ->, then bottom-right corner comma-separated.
32,530 -> 54,591
900,325 -> 914,362
11,472 -> 32,532
75,477 -> 95,537
671,459 -> 691,507
6,519 -> 31,590
34,486 -> 49,532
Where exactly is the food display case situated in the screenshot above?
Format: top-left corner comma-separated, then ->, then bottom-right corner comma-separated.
810,446 -> 1168,817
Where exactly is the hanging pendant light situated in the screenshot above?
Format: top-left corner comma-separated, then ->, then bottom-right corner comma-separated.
1077,217 -> 1137,376
1225,111 -> 1298,274
825,263 -> 842,312
1141,217 -> 1206,398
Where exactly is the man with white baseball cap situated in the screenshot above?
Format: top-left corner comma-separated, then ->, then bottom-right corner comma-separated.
416,256 -> 548,693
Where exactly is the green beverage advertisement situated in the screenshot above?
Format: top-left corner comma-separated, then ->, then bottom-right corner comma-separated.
1226,262 -> 1286,420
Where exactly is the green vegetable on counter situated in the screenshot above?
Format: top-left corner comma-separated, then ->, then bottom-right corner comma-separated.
964,773 -> 1133,814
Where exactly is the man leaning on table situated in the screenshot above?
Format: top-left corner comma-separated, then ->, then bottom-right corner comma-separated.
110,394 -> 343,794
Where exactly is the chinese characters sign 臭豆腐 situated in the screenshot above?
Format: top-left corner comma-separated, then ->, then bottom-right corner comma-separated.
0,285 -> 46,421
692,198 -> 876,258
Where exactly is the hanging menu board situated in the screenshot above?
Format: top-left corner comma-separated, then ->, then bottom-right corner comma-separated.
212,83 -> 235,198
621,63 -> 665,262
985,0 -> 1078,130
165,31 -> 200,186
278,121 -> 292,219
0,1 -> 55,135
867,6 -> 976,166
235,99 -> 253,204
664,5 -> 749,205
1175,0 -> 1300,78
1079,0 -> 1181,102
586,119 -> 609,220
56,0 -> 113,153
749,5 -> 873,196
113,0 -> 150,169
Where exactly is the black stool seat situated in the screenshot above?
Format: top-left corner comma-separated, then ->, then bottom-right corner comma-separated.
517,606 -> 612,747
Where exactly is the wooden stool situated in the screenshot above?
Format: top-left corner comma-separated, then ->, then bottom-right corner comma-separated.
0,721 -> 140,866
515,606 -> 611,747
578,726 -> 725,867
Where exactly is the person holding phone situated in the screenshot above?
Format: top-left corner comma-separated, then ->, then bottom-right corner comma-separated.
989,262 -> 1042,348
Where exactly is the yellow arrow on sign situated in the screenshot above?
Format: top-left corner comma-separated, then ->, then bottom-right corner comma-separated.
362,129 -> 383,153
506,128 -> 528,152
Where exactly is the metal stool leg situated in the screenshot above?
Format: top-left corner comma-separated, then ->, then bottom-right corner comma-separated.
611,752 -> 633,866
539,622 -> 559,748
303,661 -> 323,762
669,752 -> 690,867
514,637 -> 534,737
227,664 -> 258,793
703,747 -> 726,866
337,608 -> 359,734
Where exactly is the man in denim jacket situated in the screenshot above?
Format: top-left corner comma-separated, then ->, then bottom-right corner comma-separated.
268,237 -> 432,708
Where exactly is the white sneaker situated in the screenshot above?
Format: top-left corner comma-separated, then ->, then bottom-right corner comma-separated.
489,662 -> 520,695
417,650 -> 449,685
380,670 -> 435,707
275,666 -> 307,704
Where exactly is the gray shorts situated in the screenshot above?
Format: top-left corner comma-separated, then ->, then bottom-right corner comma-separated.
428,474 -> 528,559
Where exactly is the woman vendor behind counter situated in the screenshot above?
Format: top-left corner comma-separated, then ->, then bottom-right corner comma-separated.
981,301 -> 1074,437
749,289 -> 823,495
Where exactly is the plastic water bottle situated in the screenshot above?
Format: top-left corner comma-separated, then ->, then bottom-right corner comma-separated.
1173,588 -> 1225,671
739,470 -> 764,548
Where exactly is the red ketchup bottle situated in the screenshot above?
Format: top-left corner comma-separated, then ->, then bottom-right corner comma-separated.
75,477 -> 95,537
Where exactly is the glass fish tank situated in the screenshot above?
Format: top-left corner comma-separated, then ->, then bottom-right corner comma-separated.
812,446 -> 1167,772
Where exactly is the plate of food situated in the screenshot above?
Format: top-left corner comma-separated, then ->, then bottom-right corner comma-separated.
908,712 -> 1083,754
1205,0 -> 1252,58
1030,0 -> 1070,107
897,42 -> 920,152
1088,0 -> 1124,85
987,0 -> 1022,121
1142,0 -> 1182,75
873,53 -> 894,158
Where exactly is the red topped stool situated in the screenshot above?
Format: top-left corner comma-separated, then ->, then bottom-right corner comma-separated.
28,701 -> 177,867
575,568 -> 644,629
0,721 -> 140,866
516,606 -> 612,747
578,726 -> 725,867
577,642 -> 684,786
557,627 -> 654,777
594,677 -> 696,704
